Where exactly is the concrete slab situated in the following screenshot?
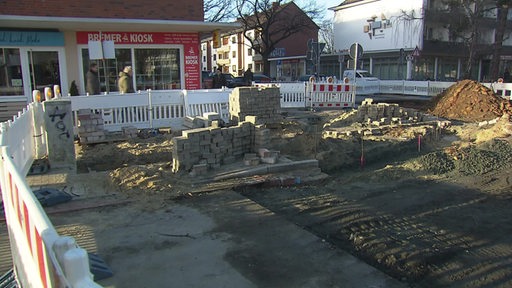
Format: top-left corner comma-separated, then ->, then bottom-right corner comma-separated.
48,190 -> 405,288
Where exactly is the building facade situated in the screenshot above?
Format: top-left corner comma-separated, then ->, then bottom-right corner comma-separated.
201,2 -> 319,81
329,0 -> 512,82
0,0 -> 238,101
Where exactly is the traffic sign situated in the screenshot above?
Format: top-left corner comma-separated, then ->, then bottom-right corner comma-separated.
349,43 -> 363,60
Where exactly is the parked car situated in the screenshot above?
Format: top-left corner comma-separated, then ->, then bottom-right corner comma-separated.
202,71 -> 213,89
229,76 -> 247,88
253,74 -> 272,83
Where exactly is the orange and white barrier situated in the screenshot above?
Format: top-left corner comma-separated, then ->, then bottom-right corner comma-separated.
306,82 -> 355,108
0,96 -> 101,287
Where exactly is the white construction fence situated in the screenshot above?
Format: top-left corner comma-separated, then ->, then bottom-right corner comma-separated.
0,97 -> 101,287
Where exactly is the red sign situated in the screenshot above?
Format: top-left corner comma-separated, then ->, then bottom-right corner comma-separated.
76,32 -> 201,90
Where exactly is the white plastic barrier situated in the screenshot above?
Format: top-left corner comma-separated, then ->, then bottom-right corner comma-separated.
70,89 -> 231,133
254,83 -> 307,108
427,81 -> 453,96
0,99 -> 101,287
183,88 -> 230,122
485,82 -> 512,100
305,82 -> 355,108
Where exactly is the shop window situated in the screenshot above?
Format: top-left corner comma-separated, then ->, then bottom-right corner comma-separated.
82,48 -> 131,93
0,48 -> 23,96
134,48 -> 181,90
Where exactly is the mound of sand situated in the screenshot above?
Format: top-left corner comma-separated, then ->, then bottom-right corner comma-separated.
429,80 -> 512,122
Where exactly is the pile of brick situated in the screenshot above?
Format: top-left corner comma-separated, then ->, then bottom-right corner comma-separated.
172,116 -> 270,174
356,98 -> 424,125
229,87 -> 282,124
183,112 -> 223,129
77,109 -> 106,144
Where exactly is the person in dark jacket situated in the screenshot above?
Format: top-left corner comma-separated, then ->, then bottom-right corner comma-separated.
243,67 -> 253,85
118,66 -> 134,93
86,63 -> 100,95
212,68 -> 227,88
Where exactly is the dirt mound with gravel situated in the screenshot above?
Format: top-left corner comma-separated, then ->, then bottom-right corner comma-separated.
429,80 -> 512,122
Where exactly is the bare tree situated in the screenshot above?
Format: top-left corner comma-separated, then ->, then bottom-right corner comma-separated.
441,0 -> 511,79
204,0 -> 235,22
489,0 -> 511,80
235,0 -> 323,75
319,20 -> 334,54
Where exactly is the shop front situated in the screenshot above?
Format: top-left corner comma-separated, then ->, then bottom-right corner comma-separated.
0,30 -> 67,101
76,31 -> 201,93
0,17 -> 239,101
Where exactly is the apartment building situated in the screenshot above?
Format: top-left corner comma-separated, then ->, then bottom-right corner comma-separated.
0,0 -> 237,101
330,0 -> 512,81
201,2 -> 319,81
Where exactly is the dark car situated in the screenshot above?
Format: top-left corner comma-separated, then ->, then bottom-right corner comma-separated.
202,71 -> 213,89
253,74 -> 272,83
229,76 -> 247,88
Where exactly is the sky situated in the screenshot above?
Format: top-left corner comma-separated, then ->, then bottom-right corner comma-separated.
295,0 -> 342,21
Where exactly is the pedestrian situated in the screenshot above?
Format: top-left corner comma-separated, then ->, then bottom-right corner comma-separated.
86,62 -> 100,95
243,67 -> 253,85
212,68 -> 227,88
118,66 -> 134,93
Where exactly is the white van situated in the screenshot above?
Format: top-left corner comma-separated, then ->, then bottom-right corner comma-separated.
343,70 -> 380,95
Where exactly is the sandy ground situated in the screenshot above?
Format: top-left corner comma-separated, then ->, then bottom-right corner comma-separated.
64,102 -> 512,287
2,81 -> 512,287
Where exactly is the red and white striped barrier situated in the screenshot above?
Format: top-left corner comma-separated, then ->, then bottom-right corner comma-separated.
306,82 -> 355,108
0,99 -> 101,287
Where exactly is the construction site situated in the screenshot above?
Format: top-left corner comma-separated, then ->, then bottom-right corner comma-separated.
3,80 -> 512,287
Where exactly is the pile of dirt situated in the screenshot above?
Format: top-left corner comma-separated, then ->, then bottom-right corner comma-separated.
429,79 -> 512,122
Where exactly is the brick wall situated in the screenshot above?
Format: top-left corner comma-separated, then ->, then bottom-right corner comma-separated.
1,0 -> 204,21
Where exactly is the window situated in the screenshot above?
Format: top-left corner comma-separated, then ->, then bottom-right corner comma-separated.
232,51 -> 236,58
223,52 -> 229,59
203,55 -> 206,62
222,37 -> 229,45
218,54 -> 223,59
232,65 -> 236,72
247,48 -> 253,56
82,47 -> 181,92
0,48 -> 23,96
213,54 -> 217,60
82,48 -> 131,93
134,48 -> 181,90
231,36 -> 236,43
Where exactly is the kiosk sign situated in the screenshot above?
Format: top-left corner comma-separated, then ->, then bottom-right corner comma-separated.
77,32 -> 201,89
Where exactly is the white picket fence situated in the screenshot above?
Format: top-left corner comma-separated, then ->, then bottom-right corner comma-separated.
64,80 -> 512,134
0,99 -> 101,287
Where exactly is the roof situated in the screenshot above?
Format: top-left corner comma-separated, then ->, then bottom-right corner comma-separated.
328,0 -> 371,11
0,15 -> 240,33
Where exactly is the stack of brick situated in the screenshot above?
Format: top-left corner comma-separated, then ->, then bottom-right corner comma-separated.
229,87 -> 281,124
171,121 -> 254,173
77,109 -> 106,144
183,112 -> 223,129
356,99 -> 423,125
